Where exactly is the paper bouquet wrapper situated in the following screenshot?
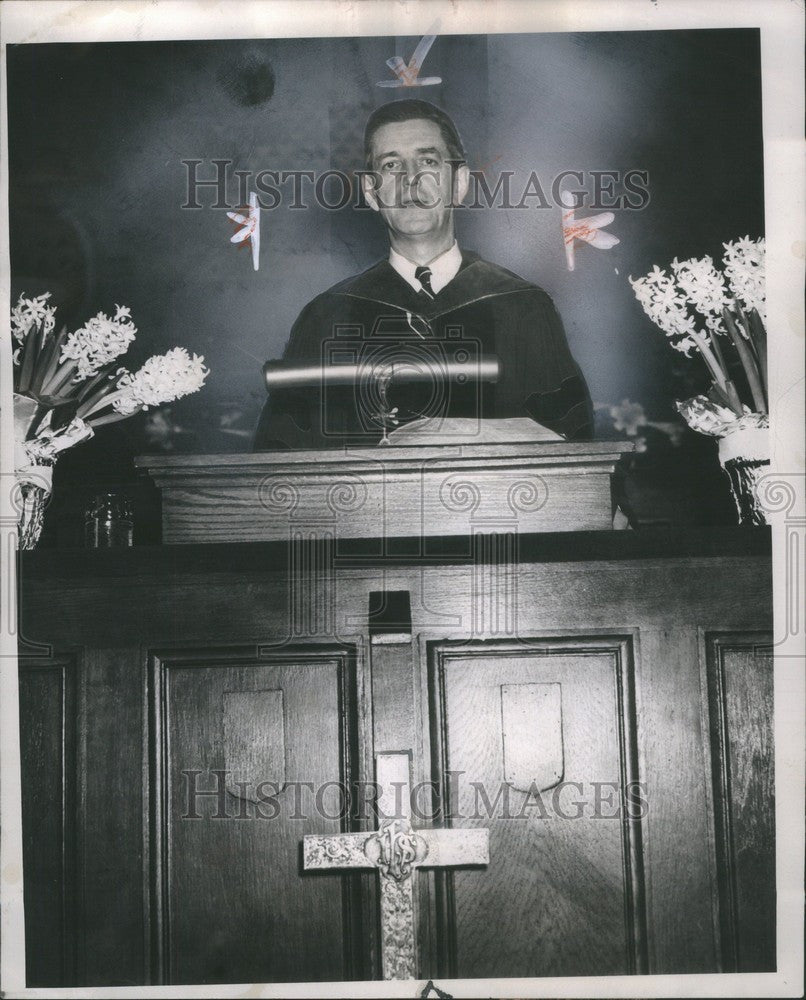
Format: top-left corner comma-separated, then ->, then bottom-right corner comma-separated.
717,423 -> 769,466
13,393 -> 95,490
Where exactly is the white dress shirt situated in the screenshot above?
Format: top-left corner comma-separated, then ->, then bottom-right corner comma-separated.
388,241 -> 462,295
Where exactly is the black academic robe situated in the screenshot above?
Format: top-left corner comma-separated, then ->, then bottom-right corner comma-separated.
253,250 -> 593,450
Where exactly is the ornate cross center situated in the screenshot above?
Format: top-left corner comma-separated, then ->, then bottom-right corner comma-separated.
302,752 -> 490,980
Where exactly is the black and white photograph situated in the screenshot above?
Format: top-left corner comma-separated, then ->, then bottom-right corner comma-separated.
0,1 -> 803,997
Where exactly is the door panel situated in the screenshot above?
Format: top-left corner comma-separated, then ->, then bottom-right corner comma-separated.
428,639 -> 646,979
150,647 -> 366,984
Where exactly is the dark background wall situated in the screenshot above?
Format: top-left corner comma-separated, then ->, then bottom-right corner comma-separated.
7,29 -> 764,541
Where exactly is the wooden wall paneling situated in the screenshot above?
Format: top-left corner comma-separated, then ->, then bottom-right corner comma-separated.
704,632 -> 775,972
366,636 -> 418,974
365,589 -> 448,981
19,538 -> 773,650
641,623 -> 732,973
637,627 -> 720,973
18,653 -> 78,987
146,644 -> 372,985
353,634 -> 381,982
411,556 -> 773,638
16,533 -> 772,985
367,589 -> 417,754
366,604 -> 423,978
412,631 -> 447,981
424,636 -> 647,980
367,646 -> 417,756
77,645 -> 146,985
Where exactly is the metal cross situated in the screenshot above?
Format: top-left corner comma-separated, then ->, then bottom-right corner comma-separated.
303,751 -> 489,980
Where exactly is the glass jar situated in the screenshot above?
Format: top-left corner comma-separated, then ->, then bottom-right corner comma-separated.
84,492 -> 134,548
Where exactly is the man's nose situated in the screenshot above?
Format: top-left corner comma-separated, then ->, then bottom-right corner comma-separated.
396,163 -> 432,201
396,164 -> 417,193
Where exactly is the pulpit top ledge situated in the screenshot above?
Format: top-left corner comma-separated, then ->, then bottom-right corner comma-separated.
135,437 -> 635,545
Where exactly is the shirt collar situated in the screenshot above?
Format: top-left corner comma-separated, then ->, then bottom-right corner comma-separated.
388,241 -> 463,295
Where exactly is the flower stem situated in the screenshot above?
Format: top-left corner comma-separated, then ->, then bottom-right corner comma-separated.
85,409 -> 137,428
734,301 -> 764,373
706,330 -> 744,414
722,306 -> 767,414
708,328 -> 728,375
74,378 -> 123,418
689,330 -> 728,390
749,309 -> 768,402
17,322 -> 42,393
30,325 -> 68,396
75,366 -> 115,406
77,388 -> 126,420
27,404 -> 50,440
41,357 -> 79,398
84,410 -> 141,427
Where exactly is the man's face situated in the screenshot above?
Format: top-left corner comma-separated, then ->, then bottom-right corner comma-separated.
363,118 -> 469,239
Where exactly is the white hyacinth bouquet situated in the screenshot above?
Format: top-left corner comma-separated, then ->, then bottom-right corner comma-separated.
629,237 -> 767,438
630,237 -> 769,525
12,292 -> 208,544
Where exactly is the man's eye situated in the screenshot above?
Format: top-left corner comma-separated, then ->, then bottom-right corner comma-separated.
421,158 -> 439,167
380,162 -> 399,172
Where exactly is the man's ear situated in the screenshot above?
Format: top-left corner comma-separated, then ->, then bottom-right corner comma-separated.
361,170 -> 381,213
452,163 -> 470,207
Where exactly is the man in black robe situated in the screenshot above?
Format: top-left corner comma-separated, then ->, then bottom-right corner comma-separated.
254,99 -> 592,450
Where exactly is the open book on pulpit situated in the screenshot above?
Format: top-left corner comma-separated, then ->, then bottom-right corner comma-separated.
387,416 -> 564,446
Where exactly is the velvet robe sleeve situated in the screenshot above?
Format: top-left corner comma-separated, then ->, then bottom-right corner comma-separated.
253,295 -> 334,451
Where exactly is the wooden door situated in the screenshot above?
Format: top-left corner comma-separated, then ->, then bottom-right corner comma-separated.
424,638 -> 646,979
149,645 -> 370,984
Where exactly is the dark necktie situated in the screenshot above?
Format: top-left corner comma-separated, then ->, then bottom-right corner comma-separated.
414,265 -> 435,299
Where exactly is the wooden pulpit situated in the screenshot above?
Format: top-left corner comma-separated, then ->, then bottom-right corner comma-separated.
18,426 -> 775,988
135,437 -> 635,544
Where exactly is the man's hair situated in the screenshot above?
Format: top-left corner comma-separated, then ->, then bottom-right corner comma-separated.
363,99 -> 466,168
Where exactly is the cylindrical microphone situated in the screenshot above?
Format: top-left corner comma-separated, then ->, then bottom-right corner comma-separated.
263,355 -> 500,392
